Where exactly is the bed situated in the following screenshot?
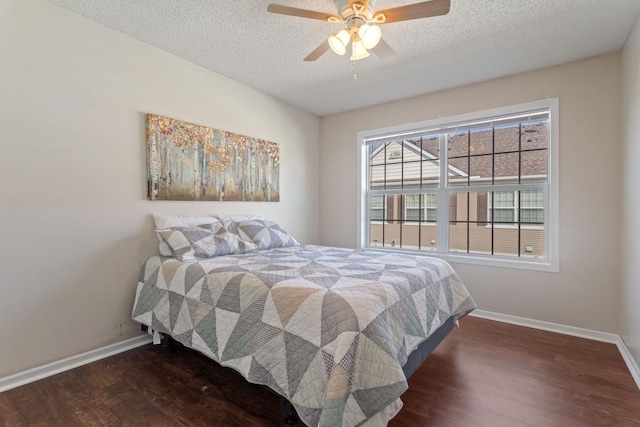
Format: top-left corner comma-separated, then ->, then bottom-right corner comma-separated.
132,217 -> 476,426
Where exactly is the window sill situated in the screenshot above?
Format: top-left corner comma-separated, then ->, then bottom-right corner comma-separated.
368,222 -> 437,226
484,224 -> 544,230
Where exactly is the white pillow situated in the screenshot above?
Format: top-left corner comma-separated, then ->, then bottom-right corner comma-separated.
152,213 -> 219,256
214,214 -> 265,222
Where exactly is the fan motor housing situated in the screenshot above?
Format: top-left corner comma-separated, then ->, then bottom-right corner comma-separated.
335,0 -> 376,20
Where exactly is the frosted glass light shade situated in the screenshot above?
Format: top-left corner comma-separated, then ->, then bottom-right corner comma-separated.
358,24 -> 381,49
350,39 -> 370,60
328,29 -> 351,55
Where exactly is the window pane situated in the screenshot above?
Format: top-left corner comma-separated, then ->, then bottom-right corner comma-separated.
370,194 -> 385,208
384,162 -> 403,189
406,209 -> 421,221
384,142 -> 403,164
469,221 -> 491,255
370,195 -> 385,221
493,228 -> 519,256
399,136 -> 439,188
469,128 -> 493,155
383,220 -> 401,247
521,121 -> 548,150
494,152 -> 520,184
403,193 -> 437,223
521,190 -> 543,208
521,209 -> 544,224
419,137 -> 439,159
449,192 -> 486,254
369,143 -> 384,166
520,190 -> 544,224
402,160 -> 423,188
492,209 -> 515,223
521,150 -> 548,182
448,132 -> 468,158
420,159 -> 441,187
494,124 -> 519,153
521,227 -> 545,258
369,223 -> 383,247
449,221 -> 468,254
448,157 -> 468,187
425,193 -> 437,208
492,191 -> 515,208
370,165 -> 385,190
370,209 -> 384,221
449,191 -> 546,258
420,225 -> 437,251
405,194 -> 421,208
469,154 -> 493,184
401,222 -> 419,249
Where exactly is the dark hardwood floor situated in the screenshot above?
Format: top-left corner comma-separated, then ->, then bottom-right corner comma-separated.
1,317 -> 638,426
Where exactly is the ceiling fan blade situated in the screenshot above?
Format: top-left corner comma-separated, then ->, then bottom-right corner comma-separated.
304,41 -> 331,62
267,4 -> 342,22
375,0 -> 450,24
372,38 -> 396,61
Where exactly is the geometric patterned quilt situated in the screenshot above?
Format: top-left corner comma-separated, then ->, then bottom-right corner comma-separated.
132,245 -> 476,426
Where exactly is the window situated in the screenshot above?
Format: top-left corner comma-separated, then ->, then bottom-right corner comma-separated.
358,99 -> 559,271
487,190 -> 544,225
370,194 -> 386,221
405,194 -> 437,222
489,191 -> 516,223
520,189 -> 544,224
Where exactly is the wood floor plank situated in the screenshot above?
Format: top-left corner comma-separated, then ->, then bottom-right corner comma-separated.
0,317 -> 638,426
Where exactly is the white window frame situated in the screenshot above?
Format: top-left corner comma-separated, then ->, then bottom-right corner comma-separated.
356,98 -> 560,272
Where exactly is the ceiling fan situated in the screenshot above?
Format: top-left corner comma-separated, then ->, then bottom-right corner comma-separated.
266,0 -> 451,62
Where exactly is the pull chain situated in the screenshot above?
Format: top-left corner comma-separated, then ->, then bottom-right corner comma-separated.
352,40 -> 358,79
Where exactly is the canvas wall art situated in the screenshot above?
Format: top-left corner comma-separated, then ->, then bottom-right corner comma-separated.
147,114 -> 279,201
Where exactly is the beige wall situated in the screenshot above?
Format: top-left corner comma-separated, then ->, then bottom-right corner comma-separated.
320,53 -> 622,333
621,15 -> 640,367
0,0 -> 320,377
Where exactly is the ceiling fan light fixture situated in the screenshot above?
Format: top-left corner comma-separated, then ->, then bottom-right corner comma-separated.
328,29 -> 351,55
358,24 -> 382,49
350,38 -> 370,61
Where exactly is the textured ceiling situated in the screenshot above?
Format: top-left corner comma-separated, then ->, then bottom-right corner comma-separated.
46,0 -> 640,116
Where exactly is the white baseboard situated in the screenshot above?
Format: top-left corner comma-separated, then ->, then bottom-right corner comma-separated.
470,309 -> 640,390
0,335 -> 152,393
470,310 -> 620,342
616,336 -> 640,390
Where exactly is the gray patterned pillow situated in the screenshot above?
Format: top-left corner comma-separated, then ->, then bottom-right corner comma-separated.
157,223 -> 257,261
152,214 -> 220,256
197,222 -> 258,257
156,226 -> 208,261
235,220 -> 299,250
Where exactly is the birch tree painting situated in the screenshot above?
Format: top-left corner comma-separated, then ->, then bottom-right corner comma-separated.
147,114 -> 280,201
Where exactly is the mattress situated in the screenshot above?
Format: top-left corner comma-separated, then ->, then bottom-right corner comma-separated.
132,244 -> 475,426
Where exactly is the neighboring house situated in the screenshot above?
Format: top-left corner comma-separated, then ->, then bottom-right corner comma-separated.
369,121 -> 547,258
